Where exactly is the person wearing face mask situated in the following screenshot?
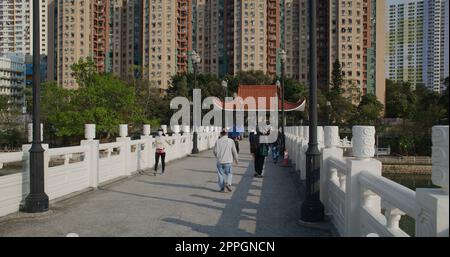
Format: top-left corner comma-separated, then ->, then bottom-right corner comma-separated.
154,128 -> 172,175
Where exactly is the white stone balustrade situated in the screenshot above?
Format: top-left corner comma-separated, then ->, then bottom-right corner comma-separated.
0,124 -> 220,218
284,125 -> 449,237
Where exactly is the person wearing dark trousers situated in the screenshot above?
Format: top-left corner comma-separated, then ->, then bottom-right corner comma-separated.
250,128 -> 269,178
249,129 -> 256,153
154,128 -> 172,175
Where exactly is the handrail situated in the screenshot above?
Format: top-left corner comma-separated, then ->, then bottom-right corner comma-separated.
359,170 -> 416,216
328,156 -> 347,172
99,142 -> 122,150
0,152 -> 24,164
48,146 -> 89,156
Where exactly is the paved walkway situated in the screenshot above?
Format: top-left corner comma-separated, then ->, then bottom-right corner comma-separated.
0,140 -> 331,237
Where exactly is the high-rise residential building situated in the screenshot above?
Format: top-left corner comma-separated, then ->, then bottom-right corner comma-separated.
0,0 -> 53,83
47,0 -> 57,82
193,0 -> 232,77
111,0 -> 143,79
445,0 -> 449,90
386,0 -> 425,89
56,0 -> 111,89
0,0 -> 52,56
142,0 -> 178,90
177,0 -> 193,74
233,0 -> 268,73
0,53 -> 26,106
0,0 -> 32,55
284,0 -> 301,81
195,0 -> 222,75
290,0 -> 330,90
141,0 -> 193,91
423,0 -> 449,93
329,0 -> 386,105
267,0 -> 281,77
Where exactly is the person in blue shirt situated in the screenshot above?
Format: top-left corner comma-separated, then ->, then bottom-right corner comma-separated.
228,126 -> 243,153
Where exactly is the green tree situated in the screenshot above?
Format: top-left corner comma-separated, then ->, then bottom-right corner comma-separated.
330,59 -> 344,94
0,95 -> 9,124
70,57 -> 97,87
385,80 -> 416,119
351,94 -> 384,125
40,59 -> 147,143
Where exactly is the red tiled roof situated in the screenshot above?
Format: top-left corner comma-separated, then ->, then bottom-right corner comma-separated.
215,85 -> 306,112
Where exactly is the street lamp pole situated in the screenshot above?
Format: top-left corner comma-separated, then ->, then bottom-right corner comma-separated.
280,49 -> 287,152
24,0 -> 49,213
222,80 -> 228,129
301,0 -> 324,222
191,51 -> 200,154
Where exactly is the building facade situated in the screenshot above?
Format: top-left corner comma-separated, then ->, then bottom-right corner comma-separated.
423,0 -> 449,93
56,0 -> 110,89
111,0 -> 143,79
0,0 -> 32,55
386,0 -> 425,89
142,0 -> 178,90
329,0 -> 386,105
0,53 -> 26,106
233,0 -> 268,73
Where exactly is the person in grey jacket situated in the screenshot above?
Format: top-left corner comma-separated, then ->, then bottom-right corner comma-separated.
213,129 -> 239,192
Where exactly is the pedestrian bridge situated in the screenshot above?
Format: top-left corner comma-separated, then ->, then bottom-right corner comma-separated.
0,124 -> 448,237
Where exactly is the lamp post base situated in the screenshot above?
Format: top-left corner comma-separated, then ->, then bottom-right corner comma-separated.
24,194 -> 49,213
300,198 -> 325,223
192,132 -> 199,154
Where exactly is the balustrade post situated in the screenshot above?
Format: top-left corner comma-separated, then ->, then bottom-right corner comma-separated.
299,127 -> 310,180
140,124 -> 152,170
318,126 -> 324,150
321,126 -> 343,214
295,136 -> 302,173
298,126 -> 303,138
80,124 -> 99,188
416,126 -> 449,237
345,126 -> 382,237
116,124 -> 131,176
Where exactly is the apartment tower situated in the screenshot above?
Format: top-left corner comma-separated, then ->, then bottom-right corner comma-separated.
142,0 -> 177,90
329,0 -> 386,105
111,0 -> 143,79
386,0 -> 425,89
423,0 -> 449,93
56,0 -> 110,89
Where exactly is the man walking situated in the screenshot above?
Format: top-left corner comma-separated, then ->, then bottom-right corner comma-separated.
213,129 -> 239,192
251,128 -> 269,178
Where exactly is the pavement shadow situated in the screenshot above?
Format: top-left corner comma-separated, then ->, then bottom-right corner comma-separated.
100,188 -> 224,211
135,180 -> 212,192
161,159 -> 260,236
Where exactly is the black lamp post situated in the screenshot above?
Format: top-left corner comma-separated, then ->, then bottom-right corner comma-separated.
222,80 -> 228,129
279,49 -> 287,152
191,51 -> 201,154
301,0 -> 324,222
24,0 -> 49,213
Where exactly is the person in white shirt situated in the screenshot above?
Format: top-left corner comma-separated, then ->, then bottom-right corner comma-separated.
154,128 -> 172,175
213,129 -> 239,192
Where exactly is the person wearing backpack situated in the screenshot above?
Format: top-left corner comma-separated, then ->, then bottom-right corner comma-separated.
251,127 -> 269,178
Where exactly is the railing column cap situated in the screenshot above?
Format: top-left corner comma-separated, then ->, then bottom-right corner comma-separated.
143,124 -> 151,136
352,126 -> 376,160
85,124 -> 96,140
432,126 -> 449,192
324,126 -> 340,148
119,124 -> 128,138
